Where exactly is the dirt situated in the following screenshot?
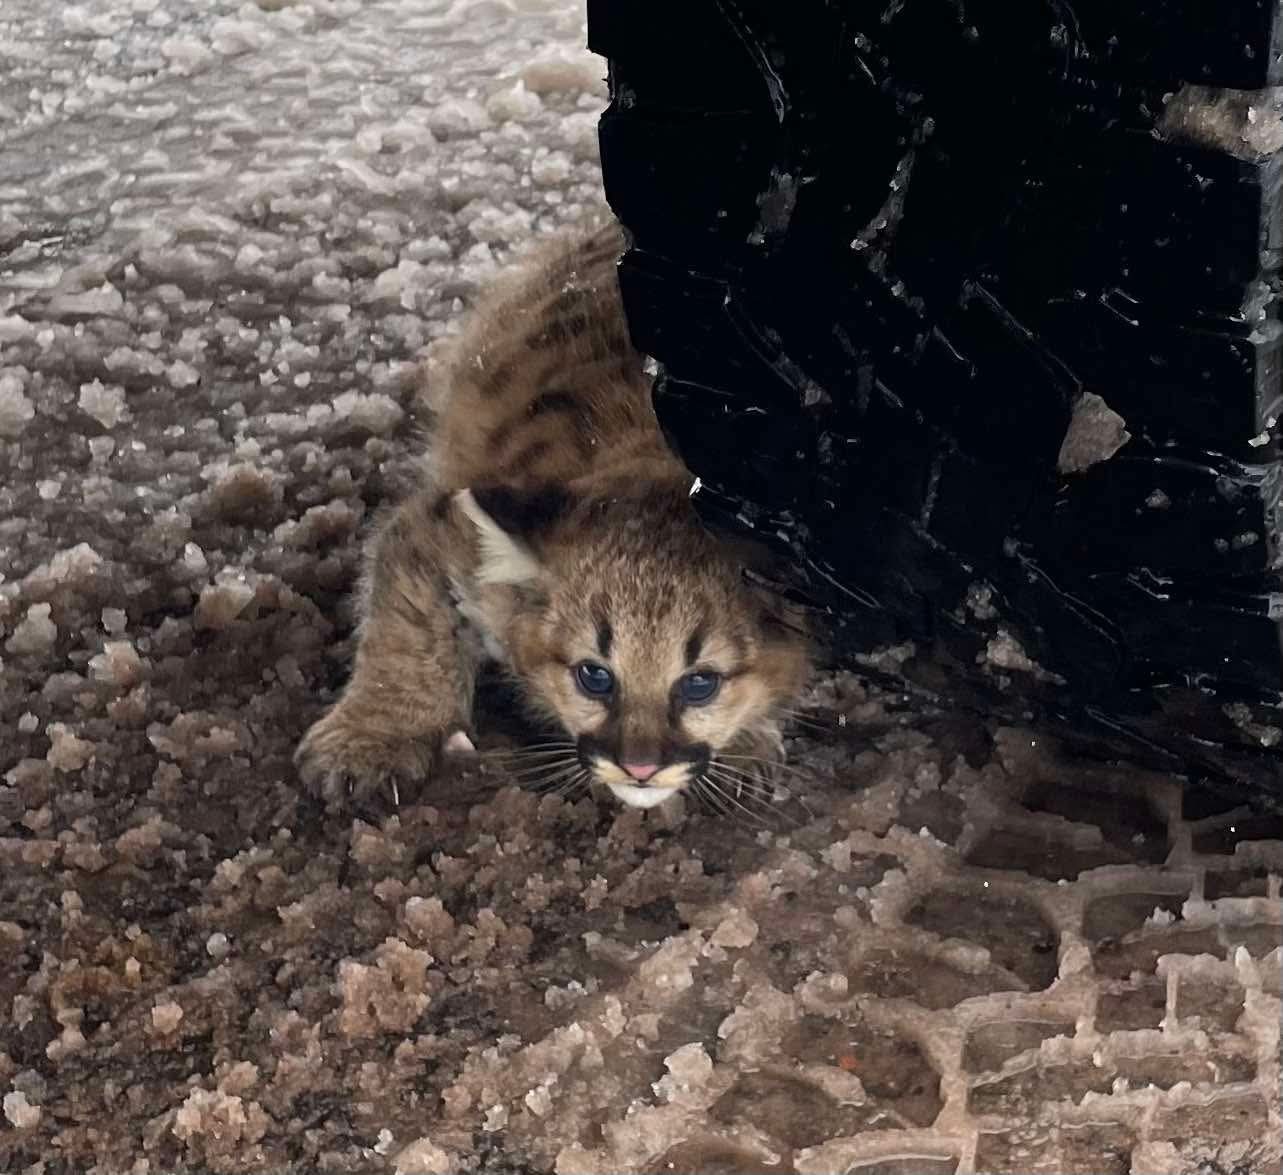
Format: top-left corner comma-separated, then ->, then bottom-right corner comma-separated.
1,1 -> 1281,1173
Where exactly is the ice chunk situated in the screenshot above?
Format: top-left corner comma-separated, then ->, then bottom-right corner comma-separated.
635,933 -> 702,998
651,1042 -> 713,1103
486,81 -> 543,123
47,282 -> 124,318
524,1080 -> 556,1118
710,910 -> 759,949
150,999 -> 183,1033
426,98 -> 491,139
6,604 -> 57,655
520,54 -> 606,97
62,5 -> 122,35
210,17 -> 275,55
24,543 -> 103,594
717,984 -> 798,1062
0,372 -> 36,437
0,316 -> 36,343
194,578 -> 256,629
166,359 -> 200,388
88,436 -> 116,462
531,151 -> 573,187
276,499 -> 364,548
980,629 -> 1066,684
3,1091 -> 40,1129
1057,392 -> 1131,474
207,461 -> 280,521
456,241 -> 496,282
182,543 -> 209,577
78,379 -> 129,428
395,1137 -> 454,1175
370,260 -> 432,310
103,345 -> 165,377
468,206 -> 534,245
331,390 -> 404,436
557,111 -> 601,160
337,938 -> 433,1036
403,896 -> 457,946
89,639 -> 144,688
172,1088 -> 268,1149
159,36 -> 214,70
46,724 -> 95,773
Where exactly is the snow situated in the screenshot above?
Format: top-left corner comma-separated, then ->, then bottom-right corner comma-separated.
394,1136 -> 455,1175
150,1001 -> 184,1034
77,380 -> 129,429
193,577 -> 257,629
1,1 -> 1278,1173
5,603 -> 57,655
1057,391 -> 1132,474
3,1091 -> 41,1129
44,723 -> 96,772
0,372 -> 36,437
87,638 -> 144,688
1,0 -> 607,637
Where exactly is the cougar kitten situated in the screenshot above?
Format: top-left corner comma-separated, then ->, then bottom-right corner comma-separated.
296,223 -> 809,810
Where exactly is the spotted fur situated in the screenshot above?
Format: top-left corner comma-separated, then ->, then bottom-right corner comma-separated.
295,222 -> 809,809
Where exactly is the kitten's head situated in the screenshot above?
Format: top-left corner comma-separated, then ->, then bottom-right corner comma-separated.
459,482 -> 809,809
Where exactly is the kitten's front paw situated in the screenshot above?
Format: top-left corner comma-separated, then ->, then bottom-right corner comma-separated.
294,707 -> 468,808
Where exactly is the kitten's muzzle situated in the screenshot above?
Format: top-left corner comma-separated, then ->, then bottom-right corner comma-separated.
621,761 -> 659,782
577,735 -> 710,787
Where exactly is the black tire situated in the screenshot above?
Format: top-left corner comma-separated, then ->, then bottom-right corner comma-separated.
589,0 -> 1283,807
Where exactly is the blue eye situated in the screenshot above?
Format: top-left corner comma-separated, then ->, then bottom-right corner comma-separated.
575,661 -> 615,697
679,671 -> 721,705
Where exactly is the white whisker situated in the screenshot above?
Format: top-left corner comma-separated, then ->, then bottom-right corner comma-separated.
525,764 -> 586,795
509,761 -> 581,786
711,760 -> 785,790
707,761 -> 772,790
503,754 -> 579,774
707,767 -> 811,828
482,743 -> 578,762
697,774 -> 775,828
693,776 -> 735,820
717,750 -> 785,766
540,768 -> 589,799
719,753 -> 811,780
774,706 -> 837,734
708,765 -> 782,802
709,776 -> 780,804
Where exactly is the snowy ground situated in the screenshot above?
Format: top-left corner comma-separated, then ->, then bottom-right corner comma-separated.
1,2 -> 1281,1173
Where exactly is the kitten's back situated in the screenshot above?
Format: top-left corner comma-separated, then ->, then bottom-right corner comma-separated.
427,223 -> 680,494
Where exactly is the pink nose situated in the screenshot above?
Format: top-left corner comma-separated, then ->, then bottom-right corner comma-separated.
622,762 -> 660,782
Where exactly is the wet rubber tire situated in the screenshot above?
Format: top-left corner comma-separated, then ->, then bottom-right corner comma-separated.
588,0 -> 1283,808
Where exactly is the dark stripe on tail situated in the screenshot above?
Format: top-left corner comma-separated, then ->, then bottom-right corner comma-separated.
507,439 -> 552,473
476,356 -> 518,398
525,314 -> 591,351
488,388 -> 589,454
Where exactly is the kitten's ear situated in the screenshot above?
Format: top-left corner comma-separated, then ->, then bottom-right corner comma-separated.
745,570 -> 815,643
455,484 -> 573,586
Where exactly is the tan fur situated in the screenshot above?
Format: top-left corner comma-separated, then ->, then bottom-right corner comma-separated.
295,221 -> 810,809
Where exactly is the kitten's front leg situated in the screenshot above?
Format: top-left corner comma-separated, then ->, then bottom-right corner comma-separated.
295,495 -> 477,807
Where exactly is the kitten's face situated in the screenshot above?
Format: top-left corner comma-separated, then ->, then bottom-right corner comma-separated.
496,506 -> 808,809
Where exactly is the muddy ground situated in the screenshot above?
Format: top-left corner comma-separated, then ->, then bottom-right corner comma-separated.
1,1 -> 1281,1172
